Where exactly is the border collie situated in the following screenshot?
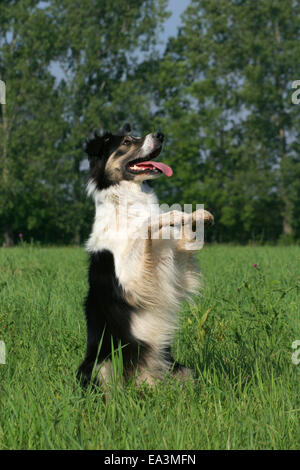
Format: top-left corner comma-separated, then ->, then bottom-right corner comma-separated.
77,123 -> 213,387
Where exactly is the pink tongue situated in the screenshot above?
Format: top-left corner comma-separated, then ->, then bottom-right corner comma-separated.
136,161 -> 173,177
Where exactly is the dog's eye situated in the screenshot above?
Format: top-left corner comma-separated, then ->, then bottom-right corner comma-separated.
123,139 -> 131,146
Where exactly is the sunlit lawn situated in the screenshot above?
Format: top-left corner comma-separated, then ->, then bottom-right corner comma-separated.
0,245 -> 299,449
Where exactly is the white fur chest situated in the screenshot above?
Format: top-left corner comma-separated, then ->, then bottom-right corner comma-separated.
86,181 -> 159,285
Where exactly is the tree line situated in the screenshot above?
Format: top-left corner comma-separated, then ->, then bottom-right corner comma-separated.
1,0 -> 300,245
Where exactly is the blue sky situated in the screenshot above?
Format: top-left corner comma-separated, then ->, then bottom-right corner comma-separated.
163,0 -> 189,42
51,0 -> 190,80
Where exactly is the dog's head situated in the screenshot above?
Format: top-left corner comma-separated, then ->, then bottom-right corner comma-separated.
84,123 -> 172,191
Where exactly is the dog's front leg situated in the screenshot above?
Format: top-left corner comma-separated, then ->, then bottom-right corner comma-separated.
147,210 -> 188,241
177,208 -> 214,251
147,209 -> 213,250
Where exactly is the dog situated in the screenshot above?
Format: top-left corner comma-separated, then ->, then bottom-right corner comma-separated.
77,123 -> 213,388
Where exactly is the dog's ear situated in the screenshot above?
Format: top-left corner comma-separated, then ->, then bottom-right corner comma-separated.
83,131 -> 112,160
122,123 -> 131,135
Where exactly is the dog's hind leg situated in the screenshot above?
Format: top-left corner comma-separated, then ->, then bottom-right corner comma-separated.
76,312 -> 106,388
163,346 -> 194,382
76,353 -> 97,387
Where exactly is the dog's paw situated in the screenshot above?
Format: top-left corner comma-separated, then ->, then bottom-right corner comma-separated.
172,366 -> 194,383
191,209 -> 214,228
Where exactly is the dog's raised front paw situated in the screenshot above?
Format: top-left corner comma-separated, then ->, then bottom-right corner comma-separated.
192,209 -> 214,229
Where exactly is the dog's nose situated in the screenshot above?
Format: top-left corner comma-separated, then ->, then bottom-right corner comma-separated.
153,132 -> 164,143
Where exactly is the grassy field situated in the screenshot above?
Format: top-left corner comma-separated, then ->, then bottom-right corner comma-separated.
0,245 -> 299,450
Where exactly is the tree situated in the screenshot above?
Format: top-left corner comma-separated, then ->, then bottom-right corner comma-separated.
50,0 -> 169,243
149,0 -> 300,242
0,0 -> 169,244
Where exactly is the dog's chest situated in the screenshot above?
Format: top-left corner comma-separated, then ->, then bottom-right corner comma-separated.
86,182 -> 198,308
86,182 -> 158,276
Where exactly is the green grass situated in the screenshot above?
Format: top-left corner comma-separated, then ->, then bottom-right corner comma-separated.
0,245 -> 299,450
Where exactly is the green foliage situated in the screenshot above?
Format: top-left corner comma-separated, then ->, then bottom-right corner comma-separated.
0,0 -> 169,245
150,0 -> 300,243
1,0 -> 300,244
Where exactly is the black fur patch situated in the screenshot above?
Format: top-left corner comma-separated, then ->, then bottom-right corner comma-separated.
83,124 -> 136,190
84,131 -> 124,190
77,250 -> 150,385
